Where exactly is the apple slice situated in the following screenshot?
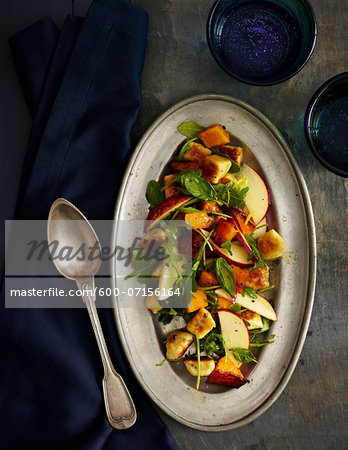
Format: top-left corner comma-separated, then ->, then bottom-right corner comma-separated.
218,309 -> 250,368
248,217 -> 267,240
235,164 -> 269,225
145,195 -> 193,231
200,230 -> 253,268
236,292 -> 277,321
235,232 -> 257,263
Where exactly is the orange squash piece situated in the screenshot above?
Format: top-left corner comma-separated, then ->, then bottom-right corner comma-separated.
207,356 -> 248,387
198,270 -> 218,288
231,264 -> 248,294
198,124 -> 230,148
185,211 -> 212,229
212,219 -> 238,246
229,208 -> 255,234
186,290 -> 209,313
216,296 -> 233,309
201,201 -> 221,213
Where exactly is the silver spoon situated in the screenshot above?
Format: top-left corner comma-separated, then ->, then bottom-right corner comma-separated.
47,198 -> 136,429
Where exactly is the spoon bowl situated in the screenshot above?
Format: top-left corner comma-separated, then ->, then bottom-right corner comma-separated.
47,199 -> 102,279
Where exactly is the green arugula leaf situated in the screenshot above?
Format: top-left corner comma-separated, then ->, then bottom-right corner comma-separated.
195,336 -> 201,390
146,180 -> 165,209
203,332 -> 225,356
177,121 -> 206,138
214,181 -> 249,209
232,347 -> 257,363
215,257 -> 236,297
157,308 -> 178,325
177,137 -> 198,161
246,235 -> 267,270
257,284 -> 275,294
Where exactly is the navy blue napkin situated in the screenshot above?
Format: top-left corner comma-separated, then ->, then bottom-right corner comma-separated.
0,1 -> 179,448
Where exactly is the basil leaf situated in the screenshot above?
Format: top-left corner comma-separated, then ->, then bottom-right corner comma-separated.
242,286 -> 258,299
164,169 -> 201,191
215,257 -> 236,297
146,180 -> 165,209
211,147 -> 240,173
227,303 -> 241,313
177,121 -> 206,139
232,347 -> 257,363
181,173 -> 218,202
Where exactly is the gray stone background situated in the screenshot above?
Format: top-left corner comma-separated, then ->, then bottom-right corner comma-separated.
0,1 -> 347,449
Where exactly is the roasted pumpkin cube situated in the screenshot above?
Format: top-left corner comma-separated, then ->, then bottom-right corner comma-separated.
198,124 -> 230,148
171,161 -> 199,172
163,173 -> 180,199
201,154 -> 231,184
219,145 -> 243,166
185,211 -> 212,229
231,264 -> 248,293
206,356 -> 248,387
201,201 -> 221,214
166,330 -> 193,360
216,295 -> 233,309
184,357 -> 215,376
229,207 -> 255,234
241,310 -> 264,330
245,266 -> 270,291
187,307 -> 215,339
198,270 -> 218,288
212,219 -> 238,246
184,142 -> 212,162
186,289 -> 209,313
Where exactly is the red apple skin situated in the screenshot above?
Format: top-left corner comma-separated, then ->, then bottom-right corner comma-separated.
206,370 -> 248,388
145,195 -> 193,231
235,232 -> 258,263
238,164 -> 270,225
209,236 -> 253,268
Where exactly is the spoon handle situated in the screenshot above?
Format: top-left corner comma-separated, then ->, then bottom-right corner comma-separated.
76,278 -> 136,429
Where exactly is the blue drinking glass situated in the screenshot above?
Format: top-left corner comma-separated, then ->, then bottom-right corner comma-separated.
305,72 -> 348,177
207,0 -> 317,85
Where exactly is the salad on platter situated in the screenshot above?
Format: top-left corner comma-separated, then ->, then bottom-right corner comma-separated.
130,121 -> 286,390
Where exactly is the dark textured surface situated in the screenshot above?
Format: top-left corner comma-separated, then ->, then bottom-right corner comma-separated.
1,1 -> 347,449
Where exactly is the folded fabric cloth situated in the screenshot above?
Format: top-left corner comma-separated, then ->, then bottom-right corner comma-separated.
0,1 -> 179,448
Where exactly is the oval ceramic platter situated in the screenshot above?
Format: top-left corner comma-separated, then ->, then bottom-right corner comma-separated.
111,94 -> 316,431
